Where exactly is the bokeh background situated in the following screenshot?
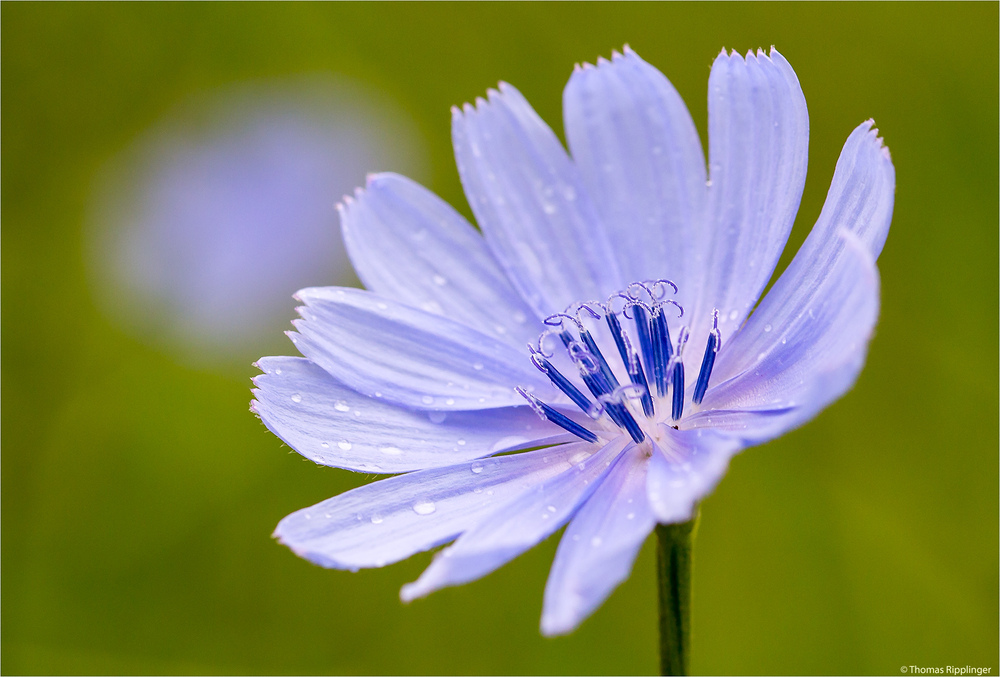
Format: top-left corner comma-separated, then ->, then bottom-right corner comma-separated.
3,3 -> 997,675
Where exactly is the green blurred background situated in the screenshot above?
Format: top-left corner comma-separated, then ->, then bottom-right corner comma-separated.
3,3 -> 997,674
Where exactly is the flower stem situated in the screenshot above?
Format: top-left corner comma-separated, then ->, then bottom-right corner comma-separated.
655,512 -> 698,676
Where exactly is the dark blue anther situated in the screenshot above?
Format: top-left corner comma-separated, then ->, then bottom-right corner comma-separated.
631,304 -> 655,379
579,328 -> 622,391
605,311 -> 630,366
671,359 -> 686,421
650,310 -> 673,397
693,332 -> 719,405
533,356 -> 594,414
624,335 -> 655,418
517,388 -> 598,444
538,402 -> 599,443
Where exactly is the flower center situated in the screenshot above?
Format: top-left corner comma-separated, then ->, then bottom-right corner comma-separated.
516,280 -> 721,447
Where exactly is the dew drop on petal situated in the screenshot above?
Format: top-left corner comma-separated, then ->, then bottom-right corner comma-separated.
320,442 -> 330,449
472,362 -> 484,371
379,446 -> 403,456
546,505 -> 556,513
370,514 -> 384,524
764,324 -> 772,332
334,400 -> 350,412
421,395 -> 434,405
470,462 -> 484,474
428,410 -> 447,424
412,501 -> 436,515
274,368 -> 282,375
338,440 -> 352,451
445,398 -> 455,405
290,393 -> 302,403
432,274 -> 447,286
457,438 -> 466,446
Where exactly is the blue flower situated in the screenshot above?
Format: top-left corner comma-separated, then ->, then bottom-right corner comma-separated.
251,47 -> 894,635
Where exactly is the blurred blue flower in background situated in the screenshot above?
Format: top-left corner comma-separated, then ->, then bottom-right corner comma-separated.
253,47 -> 894,634
88,77 -> 426,368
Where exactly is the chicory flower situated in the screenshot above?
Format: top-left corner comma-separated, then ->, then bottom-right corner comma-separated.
252,46 -> 894,635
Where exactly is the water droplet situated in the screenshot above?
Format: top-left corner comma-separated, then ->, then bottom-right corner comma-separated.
374,391 -> 383,398
338,440 -> 352,451
370,514 -> 384,524
764,323 -> 772,332
472,362 -> 484,371
591,536 -> 603,547
457,439 -> 466,446
421,395 -> 434,405
542,203 -> 557,215
470,463 -> 484,474
729,310 -> 739,321
432,274 -> 447,286
274,368 -> 282,375
354,411 -> 362,417
428,411 -> 447,424
379,446 -> 403,456
473,487 -> 483,494
320,442 -> 330,449
546,505 -> 556,513
486,489 -> 494,496
569,450 -> 591,465
290,393 -> 302,403
445,398 -> 455,406
334,400 -> 350,412
412,501 -> 436,515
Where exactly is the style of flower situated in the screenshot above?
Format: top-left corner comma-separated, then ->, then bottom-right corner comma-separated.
251,46 -> 894,635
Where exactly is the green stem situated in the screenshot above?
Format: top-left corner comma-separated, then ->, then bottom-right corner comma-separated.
655,512 -> 698,676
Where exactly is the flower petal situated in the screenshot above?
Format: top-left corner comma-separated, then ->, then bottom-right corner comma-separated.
698,121 -> 894,443
290,286 -> 553,410
400,435 -> 632,601
697,48 -> 809,339
452,83 -> 623,317
540,444 -> 655,635
340,173 -> 540,347
646,428 -> 741,524
562,47 -> 707,309
689,230 -> 880,445
274,441 -> 600,570
252,356 -> 573,473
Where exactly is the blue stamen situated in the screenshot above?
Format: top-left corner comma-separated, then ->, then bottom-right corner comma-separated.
622,332 -> 655,417
630,304 -> 656,379
516,388 -> 598,444
671,360 -> 685,421
579,327 -> 622,391
532,355 -> 594,414
693,310 -> 721,405
670,327 -> 690,421
650,310 -> 673,397
605,310 -> 630,366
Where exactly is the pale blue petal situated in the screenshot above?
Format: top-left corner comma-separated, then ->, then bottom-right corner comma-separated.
646,428 -> 742,524
696,48 -> 809,342
340,173 -> 541,347
274,442 -> 600,570
452,84 -> 623,317
290,287 -> 553,410
400,435 -> 631,601
252,356 -> 573,473
540,444 -> 655,635
699,121 -> 894,442
563,47 -> 708,312
688,231 -> 880,445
